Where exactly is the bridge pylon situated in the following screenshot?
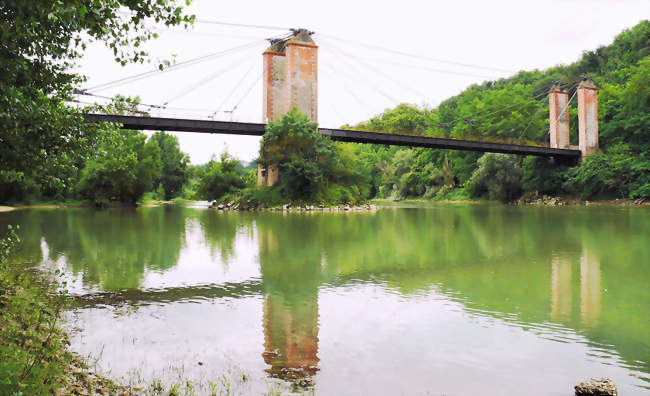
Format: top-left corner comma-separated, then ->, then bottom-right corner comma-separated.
577,77 -> 599,156
549,83 -> 570,149
548,78 -> 599,157
259,29 -> 318,186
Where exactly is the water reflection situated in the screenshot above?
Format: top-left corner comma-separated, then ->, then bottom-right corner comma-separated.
551,255 -> 573,322
262,294 -> 319,383
550,249 -> 603,331
1,205 -> 649,391
258,221 -> 321,385
580,248 -> 601,327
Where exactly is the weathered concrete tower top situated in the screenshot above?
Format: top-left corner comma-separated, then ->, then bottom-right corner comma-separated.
262,29 -> 318,123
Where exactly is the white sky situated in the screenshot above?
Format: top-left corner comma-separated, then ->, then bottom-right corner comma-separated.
75,0 -> 649,163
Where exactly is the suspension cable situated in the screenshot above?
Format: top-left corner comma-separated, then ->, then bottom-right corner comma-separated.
321,41 -> 434,104
83,40 -> 266,92
556,86 -> 578,121
192,19 -> 291,31
161,49 -> 259,107
320,59 -> 368,110
209,61 -> 258,118
73,91 -> 232,115
319,37 -> 501,80
228,73 -> 263,115
323,47 -> 401,105
318,33 -> 515,74
519,98 -> 547,139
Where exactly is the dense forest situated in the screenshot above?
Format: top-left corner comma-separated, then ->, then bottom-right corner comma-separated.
330,20 -> 650,203
1,16 -> 648,205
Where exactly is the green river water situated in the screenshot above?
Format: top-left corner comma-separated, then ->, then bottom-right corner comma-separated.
1,203 -> 648,395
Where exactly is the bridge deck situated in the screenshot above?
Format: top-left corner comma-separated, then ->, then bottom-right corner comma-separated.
83,114 -> 581,159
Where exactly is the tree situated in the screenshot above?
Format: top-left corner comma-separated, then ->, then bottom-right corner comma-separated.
521,156 -> 568,196
196,153 -> 246,201
260,109 -> 338,202
150,132 -> 189,200
0,1 -> 193,202
467,153 -> 523,202
563,144 -> 633,200
75,129 -> 162,205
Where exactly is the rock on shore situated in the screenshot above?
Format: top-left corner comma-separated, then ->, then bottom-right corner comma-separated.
574,378 -> 617,396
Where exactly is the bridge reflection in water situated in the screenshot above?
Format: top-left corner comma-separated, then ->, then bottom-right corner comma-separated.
262,293 -> 319,383
551,248 -> 602,327
258,226 -> 320,386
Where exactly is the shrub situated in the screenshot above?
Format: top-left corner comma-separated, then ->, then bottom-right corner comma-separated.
467,153 -> 522,202
563,144 -> 633,199
521,156 -> 568,196
76,129 -> 162,205
196,153 -> 246,201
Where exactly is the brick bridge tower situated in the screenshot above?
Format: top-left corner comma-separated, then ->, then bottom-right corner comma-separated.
258,29 -> 318,186
548,77 -> 599,157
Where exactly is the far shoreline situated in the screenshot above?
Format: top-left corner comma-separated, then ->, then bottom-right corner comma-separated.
1,196 -> 648,212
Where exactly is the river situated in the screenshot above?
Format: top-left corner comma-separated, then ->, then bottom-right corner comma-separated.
1,203 -> 648,395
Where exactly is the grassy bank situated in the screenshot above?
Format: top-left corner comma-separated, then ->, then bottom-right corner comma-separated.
0,226 -> 121,395
373,186 -> 650,207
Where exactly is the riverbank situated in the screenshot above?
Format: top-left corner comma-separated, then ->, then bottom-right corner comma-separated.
210,200 -> 378,212
0,229 -> 123,395
1,195 -> 647,213
374,196 -> 649,207
0,199 -> 179,211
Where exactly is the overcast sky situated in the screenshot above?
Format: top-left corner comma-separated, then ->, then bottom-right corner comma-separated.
75,0 -> 649,163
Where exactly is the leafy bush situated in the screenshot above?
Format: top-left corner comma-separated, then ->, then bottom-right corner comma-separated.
467,153 -> 523,202
260,109 -> 338,202
629,151 -> 650,199
522,156 -> 569,196
259,109 -> 369,204
196,153 -> 247,201
150,132 -> 189,200
563,145 -> 633,199
76,129 -> 162,205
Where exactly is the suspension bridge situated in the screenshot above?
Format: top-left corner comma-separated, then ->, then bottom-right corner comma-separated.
76,21 -> 596,165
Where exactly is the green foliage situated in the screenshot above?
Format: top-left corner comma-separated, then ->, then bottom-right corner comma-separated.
431,186 -> 470,201
467,153 -> 523,202
342,21 -> 650,201
0,94 -> 98,202
260,109 -> 338,202
629,151 -> 650,199
196,153 -> 247,201
224,186 -> 286,209
354,103 -> 437,135
522,156 -> 568,196
564,144 -> 634,199
150,132 -> 190,200
0,0 -> 193,203
76,129 -> 162,205
0,225 -> 19,273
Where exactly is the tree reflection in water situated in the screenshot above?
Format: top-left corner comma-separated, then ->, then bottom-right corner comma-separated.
1,205 -> 648,388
